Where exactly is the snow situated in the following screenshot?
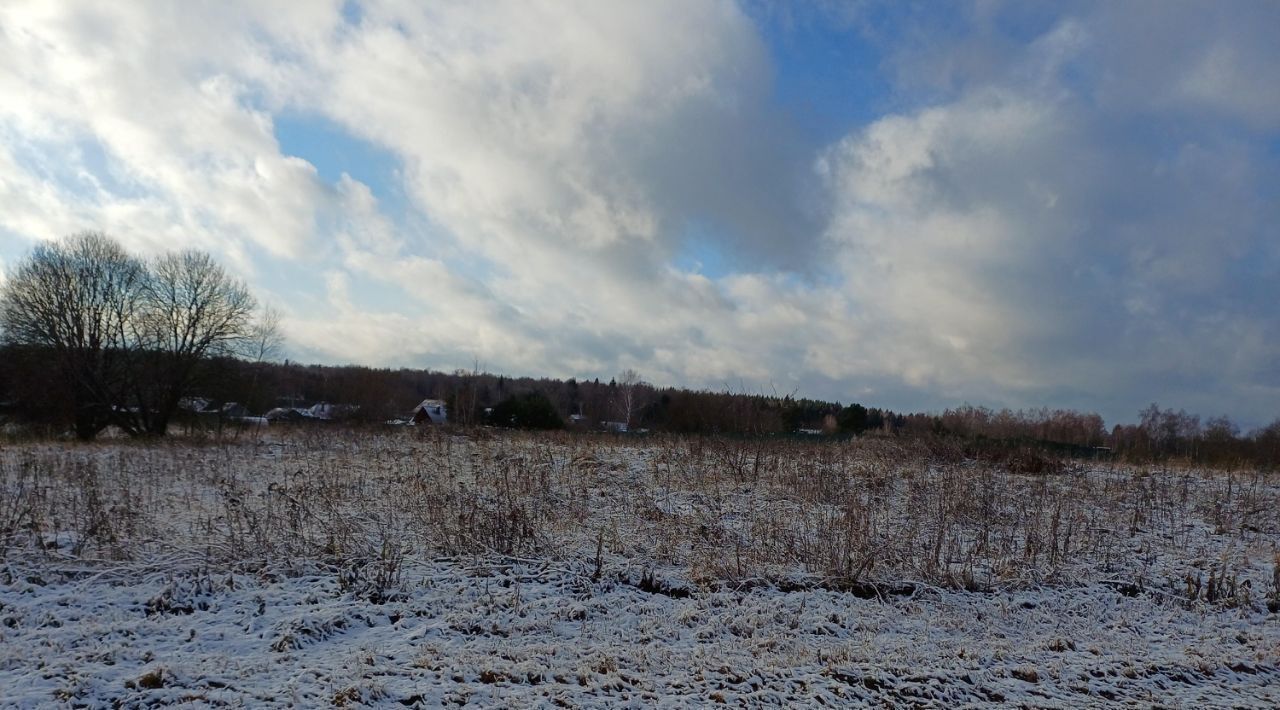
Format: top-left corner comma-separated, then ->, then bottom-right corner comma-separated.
2,558 -> 1276,707
2,432 -> 1278,706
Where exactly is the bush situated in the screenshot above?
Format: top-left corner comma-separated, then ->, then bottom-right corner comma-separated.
486,392 -> 564,430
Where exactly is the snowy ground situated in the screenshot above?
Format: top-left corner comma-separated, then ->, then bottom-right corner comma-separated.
2,430 -> 1278,707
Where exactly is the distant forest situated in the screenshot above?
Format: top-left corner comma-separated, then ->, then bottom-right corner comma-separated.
4,233 -> 1277,468
3,345 -> 1278,469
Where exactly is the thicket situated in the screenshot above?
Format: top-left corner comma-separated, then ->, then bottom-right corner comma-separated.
485,392 -> 564,430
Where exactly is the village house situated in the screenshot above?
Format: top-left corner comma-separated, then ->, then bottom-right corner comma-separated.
411,399 -> 448,425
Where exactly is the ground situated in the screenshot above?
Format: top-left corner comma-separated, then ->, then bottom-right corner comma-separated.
2,430 -> 1278,707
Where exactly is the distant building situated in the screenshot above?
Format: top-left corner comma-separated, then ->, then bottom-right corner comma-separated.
220,402 -> 250,419
411,399 -> 448,425
264,407 -> 305,423
208,402 -> 267,428
179,397 -> 211,413
304,402 -> 359,421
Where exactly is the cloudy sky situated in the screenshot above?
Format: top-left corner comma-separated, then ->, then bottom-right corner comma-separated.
2,1 -> 1278,426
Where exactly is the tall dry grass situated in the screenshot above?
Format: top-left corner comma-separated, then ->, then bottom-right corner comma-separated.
2,428 -> 1277,605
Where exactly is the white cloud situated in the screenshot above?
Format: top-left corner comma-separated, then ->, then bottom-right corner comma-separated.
0,2 -> 342,261
255,0 -> 835,385
305,0 -> 786,260
818,11 -> 1280,422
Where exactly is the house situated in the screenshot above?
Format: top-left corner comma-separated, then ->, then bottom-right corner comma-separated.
179,397 -> 211,413
220,402 -> 250,419
265,407 -> 306,423
304,402 -> 359,421
207,402 -> 268,428
411,399 -> 448,425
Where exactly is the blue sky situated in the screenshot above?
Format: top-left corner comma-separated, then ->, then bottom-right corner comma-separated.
273,113 -> 401,201
2,0 -> 1279,428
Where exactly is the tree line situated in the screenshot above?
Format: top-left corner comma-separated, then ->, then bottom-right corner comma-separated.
9,336 -> 1277,469
3,233 -> 1279,468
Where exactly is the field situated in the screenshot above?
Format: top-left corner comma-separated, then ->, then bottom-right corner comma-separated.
2,429 -> 1278,707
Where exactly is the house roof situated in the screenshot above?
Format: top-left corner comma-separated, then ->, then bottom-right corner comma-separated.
412,399 -> 448,424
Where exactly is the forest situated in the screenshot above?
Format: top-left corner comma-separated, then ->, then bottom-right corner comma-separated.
4,342 -> 1279,468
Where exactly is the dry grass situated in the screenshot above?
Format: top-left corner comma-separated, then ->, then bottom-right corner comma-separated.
2,428 -> 1278,604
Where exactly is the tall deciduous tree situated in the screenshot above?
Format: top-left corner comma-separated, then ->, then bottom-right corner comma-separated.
0,232 -> 146,439
614,368 -> 642,428
124,250 -> 256,435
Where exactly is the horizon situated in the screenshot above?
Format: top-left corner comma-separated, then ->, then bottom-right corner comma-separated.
2,1 -> 1279,429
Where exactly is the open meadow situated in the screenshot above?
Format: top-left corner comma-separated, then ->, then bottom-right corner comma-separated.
2,429 -> 1278,707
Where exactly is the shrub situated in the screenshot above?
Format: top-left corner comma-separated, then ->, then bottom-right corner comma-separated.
486,393 -> 564,430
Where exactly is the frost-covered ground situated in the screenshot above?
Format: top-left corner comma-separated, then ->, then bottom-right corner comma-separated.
3,558 -> 1278,707
2,431 -> 1278,707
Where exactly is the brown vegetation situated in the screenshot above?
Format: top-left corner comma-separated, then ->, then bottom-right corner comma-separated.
3,428 -> 1276,604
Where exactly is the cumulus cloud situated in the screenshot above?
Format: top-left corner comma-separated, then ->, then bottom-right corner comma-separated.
819,4 -> 1280,422
269,0 -> 833,384
0,2 -> 341,261
305,1 -> 817,268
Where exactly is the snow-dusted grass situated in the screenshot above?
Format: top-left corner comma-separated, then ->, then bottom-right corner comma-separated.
2,429 -> 1278,706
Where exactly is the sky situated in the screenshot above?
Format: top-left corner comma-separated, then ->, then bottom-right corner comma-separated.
2,1 -> 1279,428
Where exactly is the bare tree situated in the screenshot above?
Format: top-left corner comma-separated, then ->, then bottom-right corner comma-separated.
0,232 -> 147,439
614,368 -> 642,428
236,305 -> 285,414
244,304 -> 284,364
126,250 -> 256,435
450,358 -> 486,427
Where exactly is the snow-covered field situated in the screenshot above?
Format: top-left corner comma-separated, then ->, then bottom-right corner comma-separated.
2,430 -> 1278,707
